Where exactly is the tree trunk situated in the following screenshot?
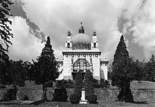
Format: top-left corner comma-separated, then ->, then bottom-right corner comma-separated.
42,84 -> 47,101
118,80 -> 133,102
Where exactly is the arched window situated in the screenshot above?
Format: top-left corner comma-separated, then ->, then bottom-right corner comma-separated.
73,58 -> 90,71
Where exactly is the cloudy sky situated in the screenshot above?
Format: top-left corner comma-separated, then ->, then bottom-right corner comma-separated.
8,0 -> 155,61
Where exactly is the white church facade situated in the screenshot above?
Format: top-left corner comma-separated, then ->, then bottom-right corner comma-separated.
57,23 -> 108,81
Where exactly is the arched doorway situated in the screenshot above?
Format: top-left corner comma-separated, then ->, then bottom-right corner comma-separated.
72,58 -> 91,80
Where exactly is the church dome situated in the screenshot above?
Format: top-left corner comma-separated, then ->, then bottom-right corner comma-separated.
72,23 -> 91,50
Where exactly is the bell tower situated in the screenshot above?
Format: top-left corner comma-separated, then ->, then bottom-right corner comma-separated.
65,31 -> 72,48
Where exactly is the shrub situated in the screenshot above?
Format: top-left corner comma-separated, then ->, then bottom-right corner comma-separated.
73,71 -> 83,97
85,70 -> 94,97
92,79 -> 100,88
70,94 -> 81,104
20,95 -> 29,101
52,88 -> 68,102
65,80 -> 74,88
4,86 -> 17,101
0,89 -> 7,101
100,79 -> 110,88
84,70 -> 98,103
87,95 -> 97,104
17,91 -> 29,101
56,79 -> 74,88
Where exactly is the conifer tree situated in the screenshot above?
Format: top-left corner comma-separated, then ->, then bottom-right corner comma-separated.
0,0 -> 13,86
84,70 -> 97,103
70,71 -> 83,104
111,35 -> 134,102
33,36 -> 59,101
74,71 -> 83,96
85,70 -> 94,98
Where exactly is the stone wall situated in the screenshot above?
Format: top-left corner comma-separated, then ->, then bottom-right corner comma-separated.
66,88 -> 155,103
96,88 -> 155,103
17,87 -> 155,103
1,84 -> 155,103
132,89 -> 155,103
17,87 -> 54,101
17,81 -> 43,101
17,87 -> 43,101
0,89 -> 7,101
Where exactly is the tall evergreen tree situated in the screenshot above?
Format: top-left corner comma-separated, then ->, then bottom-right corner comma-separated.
111,35 -> 134,102
70,71 -> 83,103
85,70 -> 94,98
33,36 -> 59,101
0,0 -> 13,51
74,71 -> 83,96
0,0 -> 13,86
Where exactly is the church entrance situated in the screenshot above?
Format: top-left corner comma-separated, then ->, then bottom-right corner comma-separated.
72,58 -> 91,80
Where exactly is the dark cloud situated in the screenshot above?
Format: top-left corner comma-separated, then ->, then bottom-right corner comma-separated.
116,0 -> 155,60
140,0 -> 148,9
11,0 -> 46,42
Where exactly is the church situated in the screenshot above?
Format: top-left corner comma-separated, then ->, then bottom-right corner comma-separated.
57,23 -> 108,81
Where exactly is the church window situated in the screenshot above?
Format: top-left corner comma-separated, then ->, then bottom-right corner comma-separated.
73,58 -> 91,71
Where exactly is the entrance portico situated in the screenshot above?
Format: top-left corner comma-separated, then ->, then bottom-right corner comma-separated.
72,58 -> 92,80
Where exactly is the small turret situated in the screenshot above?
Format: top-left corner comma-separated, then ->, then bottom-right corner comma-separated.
93,31 -> 96,36
92,31 -> 98,49
68,31 -> 71,36
65,31 -> 72,48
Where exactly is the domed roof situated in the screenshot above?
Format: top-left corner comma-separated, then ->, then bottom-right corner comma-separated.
72,33 -> 91,44
71,23 -> 92,50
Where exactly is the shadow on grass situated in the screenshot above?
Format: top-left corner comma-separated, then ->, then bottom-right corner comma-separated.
132,101 -> 147,104
31,100 -> 45,105
115,100 -> 148,104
